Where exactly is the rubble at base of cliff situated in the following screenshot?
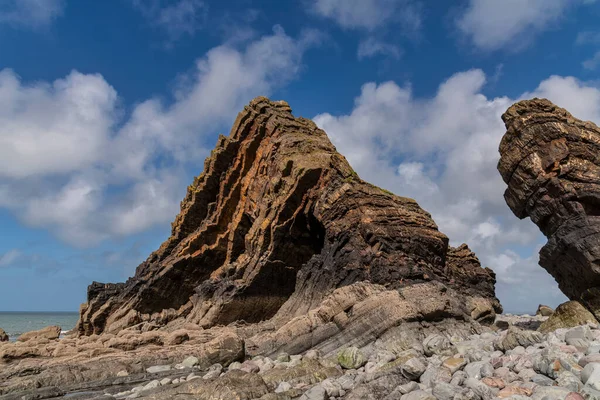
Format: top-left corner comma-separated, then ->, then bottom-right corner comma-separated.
3,309 -> 600,400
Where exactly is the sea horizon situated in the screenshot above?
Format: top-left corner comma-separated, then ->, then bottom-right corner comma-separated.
0,310 -> 79,314
0,311 -> 80,341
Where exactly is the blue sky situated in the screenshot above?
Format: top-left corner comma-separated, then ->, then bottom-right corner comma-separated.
1,0 -> 600,313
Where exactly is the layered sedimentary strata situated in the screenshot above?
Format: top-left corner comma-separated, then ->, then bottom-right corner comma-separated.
498,98 -> 600,318
78,96 -> 500,336
2,96 -> 508,399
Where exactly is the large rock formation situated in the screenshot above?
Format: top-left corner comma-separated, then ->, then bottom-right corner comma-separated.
1,97 -> 507,399
498,98 -> 600,318
78,96 -> 500,337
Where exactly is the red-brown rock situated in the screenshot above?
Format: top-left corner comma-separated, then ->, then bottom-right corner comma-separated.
77,96 -> 501,335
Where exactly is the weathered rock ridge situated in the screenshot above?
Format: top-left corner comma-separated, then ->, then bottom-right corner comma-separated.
78,96 -> 500,337
499,98 -> 600,318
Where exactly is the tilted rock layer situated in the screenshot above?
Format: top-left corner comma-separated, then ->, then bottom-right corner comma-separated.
78,96 -> 500,336
499,98 -> 600,318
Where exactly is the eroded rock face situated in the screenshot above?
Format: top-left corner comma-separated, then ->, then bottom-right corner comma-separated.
498,98 -> 600,318
78,96 -> 500,336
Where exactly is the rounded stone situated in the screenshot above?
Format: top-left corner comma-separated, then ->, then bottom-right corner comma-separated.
537,305 -> 554,317
275,381 -> 292,393
181,356 -> 199,368
337,347 -> 367,369
423,334 -> 455,357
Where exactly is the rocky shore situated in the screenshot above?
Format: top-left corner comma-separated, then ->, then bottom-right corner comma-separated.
3,97 -> 600,399
89,315 -> 600,400
3,311 -> 600,399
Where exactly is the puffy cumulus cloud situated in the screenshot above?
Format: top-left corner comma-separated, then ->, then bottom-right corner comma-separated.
456,0 -> 588,51
0,70 -> 117,179
0,26 -> 319,246
111,25 -> 321,180
311,0 -> 421,31
131,0 -> 207,41
314,69 -> 600,312
524,75 -> 600,122
0,0 -> 64,29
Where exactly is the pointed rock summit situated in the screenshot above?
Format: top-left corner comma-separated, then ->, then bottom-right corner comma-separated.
499,98 -> 600,319
78,96 -> 501,336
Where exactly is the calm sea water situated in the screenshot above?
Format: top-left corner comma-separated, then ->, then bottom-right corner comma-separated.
0,312 -> 79,341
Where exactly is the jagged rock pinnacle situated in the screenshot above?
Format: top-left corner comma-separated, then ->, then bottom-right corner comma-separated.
78,96 -> 501,336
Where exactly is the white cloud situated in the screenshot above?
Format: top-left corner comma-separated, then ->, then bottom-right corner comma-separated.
0,249 -> 20,266
0,70 -> 116,179
523,75 -> 600,122
311,0 -> 421,32
314,69 -> 600,312
0,0 -> 64,29
490,247 -> 569,313
583,51 -> 600,71
0,26 -> 319,246
357,37 -> 402,59
456,0 -> 578,51
131,0 -> 206,40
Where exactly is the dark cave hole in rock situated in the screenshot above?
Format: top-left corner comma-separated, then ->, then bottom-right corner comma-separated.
213,212 -> 327,325
271,211 -> 326,270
